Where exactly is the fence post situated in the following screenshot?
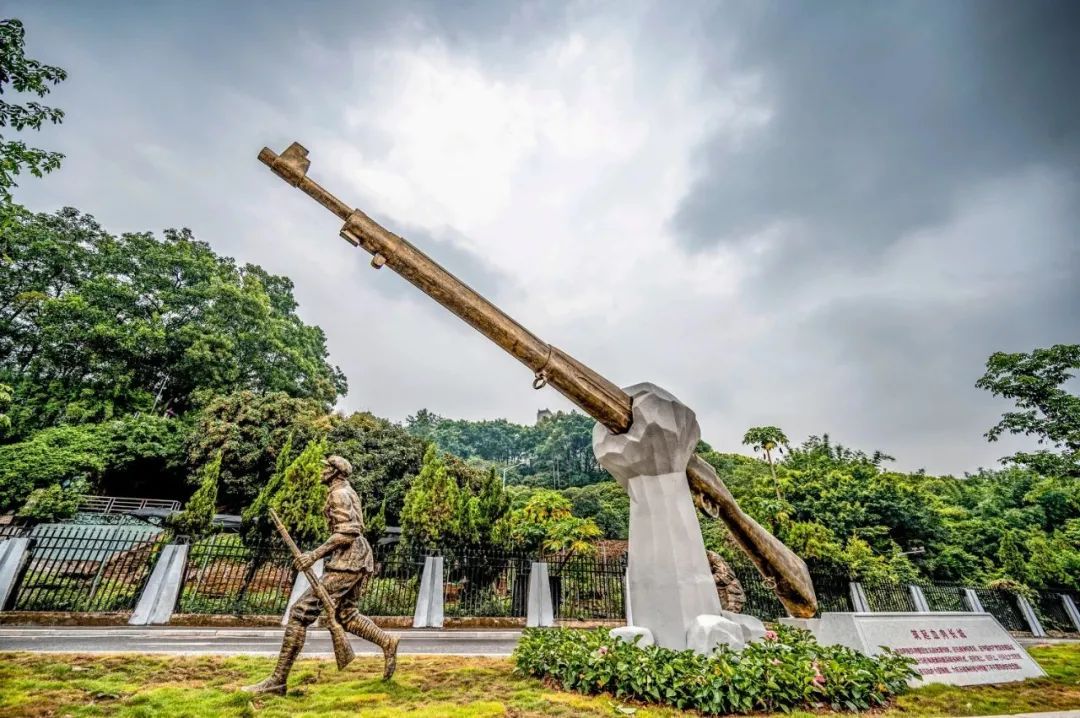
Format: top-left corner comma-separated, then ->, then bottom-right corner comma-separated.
0,536 -> 31,611
129,543 -> 189,625
281,559 -> 324,626
1062,594 -> 1080,632
908,584 -> 931,612
526,561 -> 554,627
849,581 -> 870,612
963,587 -> 985,613
1015,594 -> 1047,638
412,555 -> 444,628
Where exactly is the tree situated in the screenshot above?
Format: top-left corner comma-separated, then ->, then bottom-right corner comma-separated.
0,208 -> 346,439
328,411 -> 426,527
241,432 -> 295,547
400,446 -> 460,550
976,344 -> 1080,477
561,481 -> 629,539
496,489 -> 602,565
16,478 -> 85,522
997,530 -> 1028,584
269,438 -> 329,547
0,382 -> 10,438
0,19 -> 67,211
461,466 -> 511,548
742,426 -> 789,500
233,437 -> 327,611
169,452 -> 220,540
404,408 -> 443,441
186,391 -> 329,510
0,414 -> 189,511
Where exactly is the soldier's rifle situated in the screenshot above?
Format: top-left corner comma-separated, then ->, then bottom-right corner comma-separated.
258,142 -> 817,618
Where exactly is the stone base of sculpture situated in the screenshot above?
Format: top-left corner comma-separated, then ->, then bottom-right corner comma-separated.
612,610 -> 767,655
594,382 -> 778,656
594,383 -> 722,650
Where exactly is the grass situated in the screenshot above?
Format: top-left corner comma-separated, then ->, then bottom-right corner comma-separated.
0,643 -> 1076,717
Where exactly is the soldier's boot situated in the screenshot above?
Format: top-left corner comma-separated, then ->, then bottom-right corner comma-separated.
242,624 -> 306,695
344,614 -> 399,680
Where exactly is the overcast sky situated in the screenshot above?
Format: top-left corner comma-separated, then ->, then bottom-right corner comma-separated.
9,1 -> 1079,475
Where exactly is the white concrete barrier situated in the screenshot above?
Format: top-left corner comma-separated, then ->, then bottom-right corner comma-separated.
130,544 -> 189,625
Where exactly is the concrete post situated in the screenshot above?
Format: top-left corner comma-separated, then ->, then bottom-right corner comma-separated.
908,584 -> 931,612
624,567 -> 633,625
1061,594 -> 1080,632
849,581 -> 871,612
281,559 -> 324,626
412,556 -> 444,628
0,537 -> 31,611
963,588 -> 985,613
1015,594 -> 1047,638
526,561 -> 554,627
130,543 -> 189,625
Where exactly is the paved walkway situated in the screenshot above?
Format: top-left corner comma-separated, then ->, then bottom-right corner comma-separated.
0,626 -> 521,657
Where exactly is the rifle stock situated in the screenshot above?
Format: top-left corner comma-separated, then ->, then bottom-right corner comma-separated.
258,142 -> 817,618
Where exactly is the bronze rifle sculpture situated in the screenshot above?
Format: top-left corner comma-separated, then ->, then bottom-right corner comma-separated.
257,142 -> 817,618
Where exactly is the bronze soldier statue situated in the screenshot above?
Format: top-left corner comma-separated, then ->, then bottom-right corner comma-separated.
243,456 -> 399,695
707,550 -> 747,614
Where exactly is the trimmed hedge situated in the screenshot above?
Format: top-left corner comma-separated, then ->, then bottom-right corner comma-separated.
513,625 -> 917,714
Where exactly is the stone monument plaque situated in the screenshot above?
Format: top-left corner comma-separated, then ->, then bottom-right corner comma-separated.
783,612 -> 1044,686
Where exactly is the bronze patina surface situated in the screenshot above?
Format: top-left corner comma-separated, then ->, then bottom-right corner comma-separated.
257,142 -> 817,619
242,455 -> 398,696
707,550 -> 747,614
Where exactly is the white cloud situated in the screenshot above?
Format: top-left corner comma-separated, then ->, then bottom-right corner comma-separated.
8,0 -> 1075,475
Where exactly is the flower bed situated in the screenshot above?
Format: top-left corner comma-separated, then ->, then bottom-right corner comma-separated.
513,624 -> 917,714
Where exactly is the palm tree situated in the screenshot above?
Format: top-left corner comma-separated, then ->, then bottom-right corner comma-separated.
742,426 -> 789,500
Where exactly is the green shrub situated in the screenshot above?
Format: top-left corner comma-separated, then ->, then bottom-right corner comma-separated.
16,479 -> 87,521
513,625 -> 917,714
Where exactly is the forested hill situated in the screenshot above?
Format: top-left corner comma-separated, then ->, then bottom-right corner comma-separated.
404,409 -> 605,488
407,408 -> 1080,588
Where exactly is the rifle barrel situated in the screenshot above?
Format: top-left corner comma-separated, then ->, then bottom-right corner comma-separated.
257,142 -> 818,619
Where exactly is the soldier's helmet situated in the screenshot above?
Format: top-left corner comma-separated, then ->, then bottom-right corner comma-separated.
322,455 -> 353,478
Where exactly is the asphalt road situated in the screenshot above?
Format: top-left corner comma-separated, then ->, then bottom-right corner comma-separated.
0,626 -> 522,657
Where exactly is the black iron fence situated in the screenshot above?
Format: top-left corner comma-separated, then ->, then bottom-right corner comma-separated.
441,549 -> 531,618
357,545 -> 426,616
1033,587 -> 1080,634
1,525 -> 166,612
1,526 -> 1077,634
176,534 -> 295,615
551,553 -> 627,621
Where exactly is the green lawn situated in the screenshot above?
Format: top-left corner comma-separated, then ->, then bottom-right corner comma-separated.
0,644 -> 1076,717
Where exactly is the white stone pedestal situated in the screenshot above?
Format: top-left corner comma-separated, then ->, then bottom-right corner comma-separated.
780,612 -> 1045,686
593,383 -> 722,650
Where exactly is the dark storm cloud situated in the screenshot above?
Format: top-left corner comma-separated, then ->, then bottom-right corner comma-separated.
674,0 -> 1080,261
8,0 -> 1077,474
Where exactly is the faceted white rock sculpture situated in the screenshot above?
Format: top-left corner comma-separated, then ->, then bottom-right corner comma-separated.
593,383 -> 723,650
686,614 -> 746,654
721,610 -> 767,644
610,625 -> 655,647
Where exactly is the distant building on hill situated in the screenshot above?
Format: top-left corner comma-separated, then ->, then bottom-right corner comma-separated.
536,408 -> 553,424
